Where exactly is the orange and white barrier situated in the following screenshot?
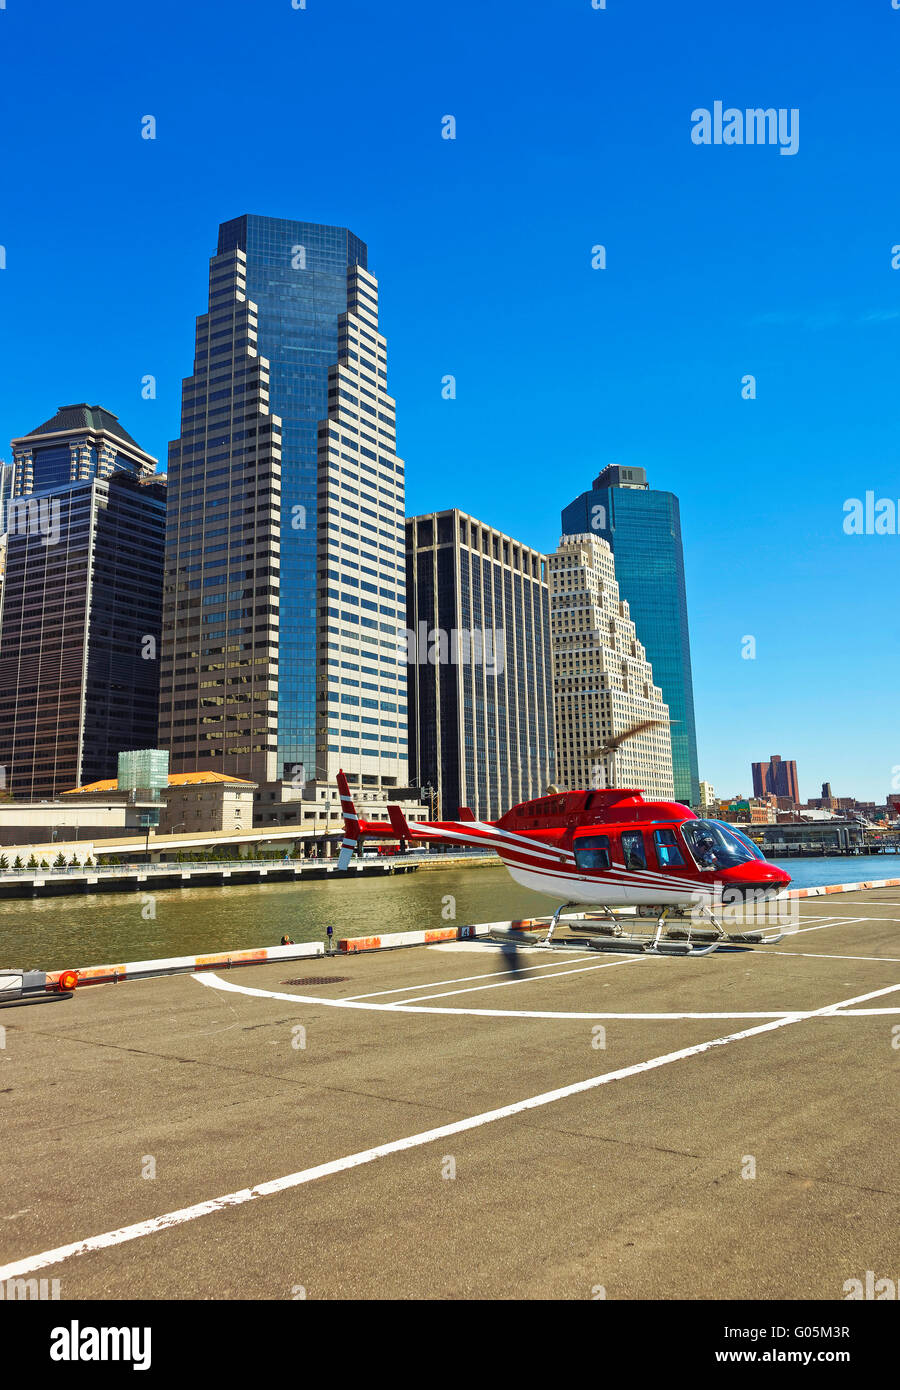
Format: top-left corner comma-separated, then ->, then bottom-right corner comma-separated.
339,924 -> 482,953
43,940 -> 324,989
788,877 -> 900,899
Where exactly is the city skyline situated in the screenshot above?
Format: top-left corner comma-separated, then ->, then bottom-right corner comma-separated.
1,1 -> 898,800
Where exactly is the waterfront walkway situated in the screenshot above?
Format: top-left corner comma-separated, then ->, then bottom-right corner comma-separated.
0,851 -> 498,899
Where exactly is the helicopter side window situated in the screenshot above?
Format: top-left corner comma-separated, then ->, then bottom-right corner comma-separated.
621,831 -> 647,871
573,835 -> 611,870
653,828 -> 686,868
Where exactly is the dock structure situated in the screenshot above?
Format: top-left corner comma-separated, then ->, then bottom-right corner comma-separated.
0,881 -> 897,1300
0,857 -> 420,900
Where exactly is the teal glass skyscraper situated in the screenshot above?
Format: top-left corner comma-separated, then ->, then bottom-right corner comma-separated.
561,466 -> 700,805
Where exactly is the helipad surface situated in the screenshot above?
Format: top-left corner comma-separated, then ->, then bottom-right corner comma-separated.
1,888 -> 898,1300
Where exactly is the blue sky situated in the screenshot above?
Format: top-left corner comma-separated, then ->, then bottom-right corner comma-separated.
1,0 -> 897,801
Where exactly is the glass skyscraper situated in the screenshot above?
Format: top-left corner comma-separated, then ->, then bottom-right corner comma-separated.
160,216 -> 408,791
217,217 -> 371,782
561,466 -> 700,805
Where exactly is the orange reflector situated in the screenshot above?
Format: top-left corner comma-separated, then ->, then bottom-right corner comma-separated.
58,970 -> 78,992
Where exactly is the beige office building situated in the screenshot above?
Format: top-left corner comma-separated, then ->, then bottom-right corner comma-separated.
549,533 -> 674,799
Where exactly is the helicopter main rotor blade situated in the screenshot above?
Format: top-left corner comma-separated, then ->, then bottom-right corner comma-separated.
587,717 -> 666,762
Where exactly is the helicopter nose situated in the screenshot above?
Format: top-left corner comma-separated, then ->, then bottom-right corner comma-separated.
719,862 -> 792,897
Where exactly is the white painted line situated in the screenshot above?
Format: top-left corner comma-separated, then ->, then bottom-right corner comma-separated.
2,977 -> 897,1284
828,1008 -> 900,1015
343,953 -> 599,1000
795,916 -> 865,925
794,914 -> 861,922
191,971 -> 900,1022
792,917 -> 870,936
770,950 -> 900,964
392,955 -> 645,1005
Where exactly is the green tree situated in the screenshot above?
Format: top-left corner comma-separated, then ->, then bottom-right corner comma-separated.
13,855 -> 23,870
26,854 -> 38,869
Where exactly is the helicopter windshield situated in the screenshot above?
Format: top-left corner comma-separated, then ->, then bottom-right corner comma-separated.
682,819 -> 762,871
716,822 -> 766,861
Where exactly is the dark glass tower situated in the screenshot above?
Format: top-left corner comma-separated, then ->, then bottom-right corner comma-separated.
406,510 -> 555,820
561,466 -> 700,805
0,470 -> 166,798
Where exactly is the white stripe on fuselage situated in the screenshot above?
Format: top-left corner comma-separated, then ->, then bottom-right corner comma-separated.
411,822 -> 570,865
409,820 -> 711,894
504,862 -> 714,905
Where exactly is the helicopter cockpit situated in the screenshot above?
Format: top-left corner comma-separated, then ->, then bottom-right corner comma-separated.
682,820 -> 765,871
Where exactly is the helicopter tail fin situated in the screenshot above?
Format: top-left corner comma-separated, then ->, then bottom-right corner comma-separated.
336,769 -> 361,869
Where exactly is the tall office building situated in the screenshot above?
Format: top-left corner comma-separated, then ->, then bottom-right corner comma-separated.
10,404 -> 157,498
561,465 -> 699,805
406,510 -> 555,820
549,533 -> 674,800
158,239 -> 282,784
0,463 -> 13,613
0,461 -> 14,522
752,755 -> 799,804
0,466 -> 166,799
159,216 -> 407,793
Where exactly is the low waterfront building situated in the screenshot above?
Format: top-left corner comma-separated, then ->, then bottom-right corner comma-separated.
549,533 -> 673,800
720,797 -> 777,825
0,799 -> 151,850
64,770 -> 258,835
405,509 -> 555,821
750,820 -> 869,855
251,780 -> 429,849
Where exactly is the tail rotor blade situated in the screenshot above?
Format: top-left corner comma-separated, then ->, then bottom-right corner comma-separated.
336,839 -> 357,871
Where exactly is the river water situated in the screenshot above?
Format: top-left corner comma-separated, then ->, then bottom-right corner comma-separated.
0,864 -> 543,971
3,854 -> 899,972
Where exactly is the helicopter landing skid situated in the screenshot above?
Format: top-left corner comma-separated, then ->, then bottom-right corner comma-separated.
487,902 -> 784,957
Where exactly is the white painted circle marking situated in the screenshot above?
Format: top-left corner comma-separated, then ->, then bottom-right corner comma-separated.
193,971 -> 900,1021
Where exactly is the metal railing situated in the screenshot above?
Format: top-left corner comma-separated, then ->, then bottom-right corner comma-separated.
0,848 -> 494,879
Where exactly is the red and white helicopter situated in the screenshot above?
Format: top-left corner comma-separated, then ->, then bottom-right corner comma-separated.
335,722 -> 792,956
